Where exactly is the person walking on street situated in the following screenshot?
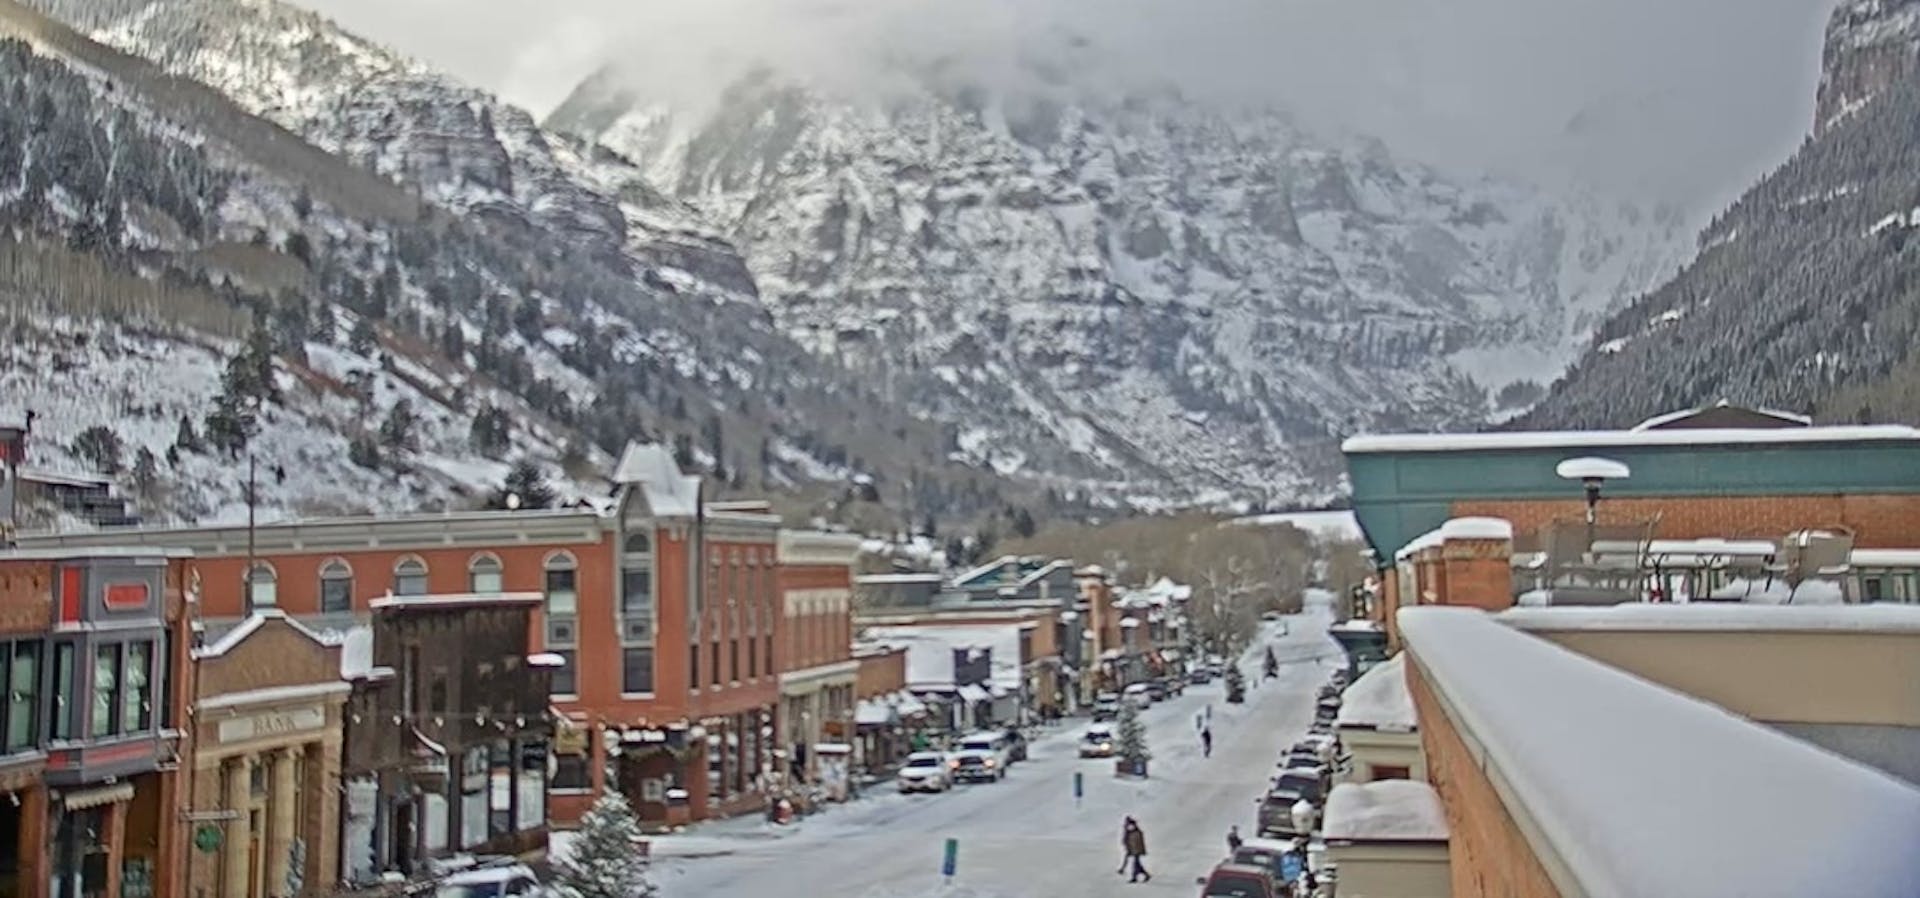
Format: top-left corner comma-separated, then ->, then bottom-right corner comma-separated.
1227,824 -> 1244,854
1201,726 -> 1213,758
1121,817 -> 1151,883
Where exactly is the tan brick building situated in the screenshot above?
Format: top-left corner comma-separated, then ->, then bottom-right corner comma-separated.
184,613 -> 347,898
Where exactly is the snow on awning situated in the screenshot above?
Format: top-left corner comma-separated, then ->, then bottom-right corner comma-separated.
855,701 -> 896,726
988,684 -> 1015,699
957,684 -> 990,703
1099,648 -> 1125,661
891,692 -> 929,716
1323,780 -> 1447,842
1336,653 -> 1415,730
1162,649 -> 1182,661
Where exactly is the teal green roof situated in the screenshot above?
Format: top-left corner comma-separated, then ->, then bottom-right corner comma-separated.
1343,426 -> 1920,561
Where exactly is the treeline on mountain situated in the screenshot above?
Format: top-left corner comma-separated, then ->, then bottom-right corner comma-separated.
0,29 -> 1025,526
1518,74 -> 1920,430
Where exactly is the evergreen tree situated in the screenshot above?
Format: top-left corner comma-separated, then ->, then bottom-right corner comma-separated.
379,400 -> 417,454
553,790 -> 654,898
349,316 -> 377,356
468,404 -> 510,457
130,447 -> 160,500
347,435 -> 381,469
202,392 -> 255,459
72,425 -> 123,474
488,460 -> 557,510
1224,665 -> 1245,696
1115,698 -> 1150,770
513,294 -> 544,340
173,414 -> 201,453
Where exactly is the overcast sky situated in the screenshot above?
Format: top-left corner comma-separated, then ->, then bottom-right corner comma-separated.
293,0 -> 1840,213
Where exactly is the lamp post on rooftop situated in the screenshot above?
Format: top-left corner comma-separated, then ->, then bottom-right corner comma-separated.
1556,457 -> 1631,558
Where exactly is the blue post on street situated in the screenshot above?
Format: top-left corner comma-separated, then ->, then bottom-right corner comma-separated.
1073,771 -> 1084,806
1280,851 -> 1303,883
942,838 -> 959,880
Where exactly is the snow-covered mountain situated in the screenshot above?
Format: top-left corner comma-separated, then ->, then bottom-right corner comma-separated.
549,67 -> 1693,503
27,0 -> 756,298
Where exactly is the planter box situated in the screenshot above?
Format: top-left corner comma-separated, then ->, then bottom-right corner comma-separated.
1114,758 -> 1149,778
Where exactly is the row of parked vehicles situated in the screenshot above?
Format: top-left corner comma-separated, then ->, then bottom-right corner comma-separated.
895,728 -> 1031,792
1199,666 -> 1351,898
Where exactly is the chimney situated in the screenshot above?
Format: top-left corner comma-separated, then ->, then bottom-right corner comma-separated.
1436,517 -> 1515,612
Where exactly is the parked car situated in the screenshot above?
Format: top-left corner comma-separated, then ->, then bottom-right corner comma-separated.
947,750 -> 1004,783
1226,679 -> 1246,704
1093,692 -> 1123,721
1231,837 -> 1300,883
1124,682 -> 1154,707
1162,675 -> 1186,697
1272,769 -> 1326,805
1196,862 -> 1279,898
433,862 -> 542,898
1079,723 -> 1118,758
1256,788 -> 1312,838
1187,668 -> 1214,685
896,751 -> 953,793
1144,679 -> 1168,702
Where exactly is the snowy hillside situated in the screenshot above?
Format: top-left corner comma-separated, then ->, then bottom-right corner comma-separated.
549,67 -> 1694,503
1,315 -> 599,528
25,0 -> 755,299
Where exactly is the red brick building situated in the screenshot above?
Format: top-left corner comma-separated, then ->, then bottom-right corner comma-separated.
0,547 -> 196,898
772,529 -> 862,785
17,443 -> 793,830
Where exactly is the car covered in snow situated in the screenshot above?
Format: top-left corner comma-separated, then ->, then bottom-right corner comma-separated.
432,862 -> 543,898
1079,723 -> 1117,758
1093,692 -> 1123,721
1124,682 -> 1154,707
896,751 -> 953,793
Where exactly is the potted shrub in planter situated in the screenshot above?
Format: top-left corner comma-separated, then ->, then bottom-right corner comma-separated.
1113,701 -> 1150,778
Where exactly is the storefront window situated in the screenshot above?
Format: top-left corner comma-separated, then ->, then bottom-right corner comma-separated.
5,640 -> 40,751
91,645 -> 121,738
122,642 -> 150,733
517,742 -> 547,829
551,754 -> 590,792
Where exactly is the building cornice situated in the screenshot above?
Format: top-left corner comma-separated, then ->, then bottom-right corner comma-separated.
16,509 -> 605,555
777,529 -> 864,565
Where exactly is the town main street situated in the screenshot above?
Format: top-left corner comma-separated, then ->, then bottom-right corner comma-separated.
644,604 -> 1342,897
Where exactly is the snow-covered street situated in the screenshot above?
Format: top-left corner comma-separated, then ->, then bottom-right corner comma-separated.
644,610 -> 1342,897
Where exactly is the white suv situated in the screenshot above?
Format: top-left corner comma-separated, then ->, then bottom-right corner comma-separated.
896,751 -> 953,792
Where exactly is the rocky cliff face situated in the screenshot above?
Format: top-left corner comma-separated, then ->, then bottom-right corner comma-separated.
1817,0 -> 1920,134
31,0 -> 757,299
549,67 -> 1691,503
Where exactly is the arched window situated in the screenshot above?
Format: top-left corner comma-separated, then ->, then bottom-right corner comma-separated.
319,559 -> 353,613
623,531 -> 651,555
468,553 -> 503,594
246,562 -> 278,610
543,551 -> 578,616
393,557 -> 428,596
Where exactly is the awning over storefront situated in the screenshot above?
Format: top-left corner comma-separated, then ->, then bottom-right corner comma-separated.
957,684 -> 991,704
855,700 -> 896,726
63,783 -> 134,810
890,691 -> 929,716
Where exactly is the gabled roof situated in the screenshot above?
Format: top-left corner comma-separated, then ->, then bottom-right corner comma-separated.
1631,400 -> 1812,432
613,441 -> 701,518
193,609 -> 342,659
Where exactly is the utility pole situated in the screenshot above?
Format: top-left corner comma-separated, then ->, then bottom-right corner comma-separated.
246,450 -> 257,610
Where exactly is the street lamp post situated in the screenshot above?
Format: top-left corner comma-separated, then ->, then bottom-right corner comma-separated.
1556,457 -> 1631,558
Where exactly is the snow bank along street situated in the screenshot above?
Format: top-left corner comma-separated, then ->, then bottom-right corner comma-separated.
644,611 -> 1342,896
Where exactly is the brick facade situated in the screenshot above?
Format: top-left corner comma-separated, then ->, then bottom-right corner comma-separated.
1438,538 -> 1514,612
1452,493 -> 1920,549
854,647 -> 907,699
1406,658 -> 1562,898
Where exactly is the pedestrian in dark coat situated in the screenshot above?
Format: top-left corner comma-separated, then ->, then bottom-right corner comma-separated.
1227,824 -> 1244,854
1123,818 -> 1151,882
1202,726 -> 1213,758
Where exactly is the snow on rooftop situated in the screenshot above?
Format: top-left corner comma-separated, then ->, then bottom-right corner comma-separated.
611,441 -> 700,517
1323,780 -> 1447,842
1336,653 -> 1416,730
1554,456 -> 1631,481
1707,578 -> 1846,605
1400,607 -> 1920,898
1342,424 -> 1920,454
1499,603 -> 1920,633
338,625 -> 374,679
1438,516 -> 1514,541
1630,402 -> 1811,431
862,624 -> 1022,690
1852,548 -> 1920,567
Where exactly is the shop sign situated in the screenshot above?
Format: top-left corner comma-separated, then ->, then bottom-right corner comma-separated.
218,706 -> 325,743
193,825 -> 223,854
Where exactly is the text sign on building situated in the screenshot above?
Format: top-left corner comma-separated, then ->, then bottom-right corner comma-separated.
103,582 -> 151,610
217,707 -> 326,743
